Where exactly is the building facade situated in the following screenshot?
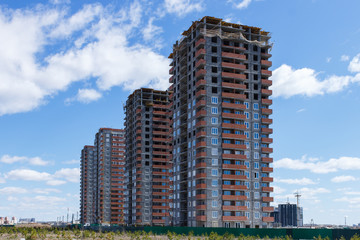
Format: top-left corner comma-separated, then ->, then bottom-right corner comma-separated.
80,128 -> 125,225
168,16 -> 273,228
124,88 -> 173,226
273,203 -> 303,227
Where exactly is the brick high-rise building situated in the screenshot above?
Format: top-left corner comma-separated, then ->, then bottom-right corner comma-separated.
124,88 -> 173,226
168,16 -> 274,228
80,128 -> 125,225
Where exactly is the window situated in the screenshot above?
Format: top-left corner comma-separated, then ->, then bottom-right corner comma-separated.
211,148 -> 218,155
212,200 -> 218,207
254,212 -> 260,219
245,142 -> 249,149
254,113 -> 259,120
245,212 -> 250,218
245,132 -> 249,139
254,202 -> 260,209
245,182 -> 250,188
254,162 -> 259,169
211,117 -> 218,124
212,211 -> 218,218
245,122 -> 249,129
254,132 -> 259,139
211,169 -> 218,176
254,142 -> 259,149
211,138 -> 218,145
211,96 -> 218,104
212,179 -> 218,186
254,152 -> 259,159
224,139 -> 231,144
245,201 -> 250,208
211,127 -> 218,135
211,107 -> 218,114
223,170 -> 231,175
254,192 -> 260,199
254,172 -> 259,179
188,103 -> 191,109
245,171 -> 250,178
253,103 -> 259,110
224,191 -> 231,195
254,123 -> 259,129
212,159 -> 218,166
245,102 -> 249,109
245,161 -> 250,168
254,182 -> 259,189
212,190 -> 218,197
245,112 -> 249,119
245,192 -> 250,198
224,180 -> 231,185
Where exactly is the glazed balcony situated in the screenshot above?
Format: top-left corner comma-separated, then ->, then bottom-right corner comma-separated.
262,197 -> 274,202
195,69 -> 206,78
222,216 -> 247,221
222,185 -> 247,191
222,82 -> 247,90
261,89 -> 272,96
222,206 -> 247,211
195,48 -> 206,58
222,164 -> 247,170
222,92 -> 246,100
262,167 -> 273,173
222,52 -> 246,60
262,187 -> 274,192
222,174 -> 247,180
222,72 -> 246,80
262,148 -> 273,153
222,154 -> 247,160
222,133 -> 246,140
262,217 -> 274,222
261,118 -> 273,124
195,89 -> 206,98
222,102 -> 246,110
261,137 -> 273,144
262,157 -> 273,163
222,195 -> 247,201
195,59 -> 206,69
195,79 -> 206,88
262,128 -> 273,134
261,99 -> 272,105
222,113 -> 246,121
262,177 -> 273,182
195,38 -> 205,48
222,143 -> 246,150
261,60 -> 272,67
222,123 -> 246,130
221,62 -> 246,70
261,79 -> 272,86
261,108 -> 273,115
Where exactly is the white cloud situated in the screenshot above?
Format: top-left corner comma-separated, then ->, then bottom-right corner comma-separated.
271,64 -> 360,98
348,54 -> 360,73
54,168 -> 80,183
33,188 -> 61,194
0,154 -> 50,166
331,175 -> 357,183
164,0 -> 204,16
229,0 -> 253,9
276,177 -> 316,185
273,186 -> 286,194
296,108 -> 306,113
46,180 -> 67,186
341,55 -> 350,62
274,155 -> 360,174
66,88 -> 102,104
0,187 -> 28,194
142,17 -> 163,42
0,2 -> 170,116
6,169 -> 52,181
62,159 -> 79,165
334,196 -> 360,205
326,57 -> 331,63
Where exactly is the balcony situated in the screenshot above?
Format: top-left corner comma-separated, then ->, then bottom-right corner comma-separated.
222,113 -> 246,121
153,219 -> 166,224
196,204 -> 206,210
196,173 -> 207,179
262,187 -> 274,192
222,185 -> 247,190
222,133 -> 246,140
196,183 -> 207,189
169,76 -> 174,83
196,216 -> 207,221
262,128 -> 273,134
222,195 -> 247,201
222,72 -> 246,80
222,45 -> 246,51
261,52 -> 272,58
222,205 -> 247,211
196,100 -> 206,108
169,67 -> 174,74
196,110 -> 207,118
222,102 -> 246,110
262,177 -> 273,182
222,154 -> 246,160
261,118 -> 273,124
196,152 -> 207,158
262,217 -> 274,222
261,60 -> 272,67
261,89 -> 272,96
222,216 -> 247,221
195,89 -> 206,98
222,82 -> 247,90
262,197 -> 274,202
262,157 -> 273,163
221,62 -> 246,70
195,69 -> 206,78
195,120 -> 207,127
262,207 -> 274,212
261,137 -> 273,144
222,92 -> 246,100
195,38 -> 205,48
195,79 -> 206,88
262,167 -> 273,173
222,174 -> 247,180
195,59 -> 206,69
222,52 -> 246,60
261,79 -> 272,86
261,99 -> 272,105
196,162 -> 207,168
196,131 -> 206,138
261,108 -> 272,115
222,164 -> 247,170
262,148 -> 273,154
196,194 -> 207,200
222,143 -> 246,150
195,49 -> 206,58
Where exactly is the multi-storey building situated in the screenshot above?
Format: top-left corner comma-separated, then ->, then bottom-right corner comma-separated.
80,145 -> 95,224
124,88 -> 173,226
168,16 -> 274,228
80,128 -> 125,225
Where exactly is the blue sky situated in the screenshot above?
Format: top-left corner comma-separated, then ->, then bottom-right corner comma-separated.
0,0 -> 360,225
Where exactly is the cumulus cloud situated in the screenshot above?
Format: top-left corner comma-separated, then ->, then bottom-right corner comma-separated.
0,187 -> 28,194
164,0 -> 203,16
348,54 -> 360,73
229,0 -> 253,9
54,168 -> 80,183
274,155 -> 360,174
0,154 -> 49,166
331,175 -> 357,183
0,2 -> 170,116
271,64 -> 360,98
341,55 -> 350,62
65,88 -> 102,104
276,177 -> 317,185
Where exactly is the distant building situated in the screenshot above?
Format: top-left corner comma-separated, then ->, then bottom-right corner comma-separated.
80,128 -> 126,225
18,218 -> 35,224
272,203 -> 303,227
